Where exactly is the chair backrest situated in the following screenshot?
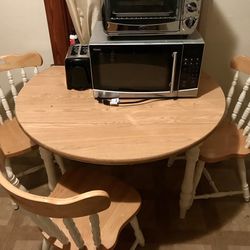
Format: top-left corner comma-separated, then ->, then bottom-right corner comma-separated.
0,52 -> 43,124
0,151 -> 110,249
226,56 -> 250,148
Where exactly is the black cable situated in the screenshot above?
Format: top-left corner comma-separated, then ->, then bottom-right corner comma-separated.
97,97 -> 176,106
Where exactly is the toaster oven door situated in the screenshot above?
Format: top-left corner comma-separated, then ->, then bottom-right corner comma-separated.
90,44 -> 183,96
103,0 -> 183,35
110,0 -> 181,19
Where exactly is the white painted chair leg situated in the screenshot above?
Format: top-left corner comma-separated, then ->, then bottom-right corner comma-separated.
167,155 -> 186,168
203,167 -> 219,193
237,158 -> 250,202
42,238 -> 51,250
39,147 -> 57,191
192,160 -> 205,197
129,216 -> 145,250
179,146 -> 200,219
54,154 -> 66,174
167,155 -> 177,167
5,159 -> 27,210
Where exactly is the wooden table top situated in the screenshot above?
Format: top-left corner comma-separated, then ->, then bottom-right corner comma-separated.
15,66 -> 226,165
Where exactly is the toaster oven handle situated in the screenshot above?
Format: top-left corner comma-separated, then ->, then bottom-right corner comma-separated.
170,52 -> 178,93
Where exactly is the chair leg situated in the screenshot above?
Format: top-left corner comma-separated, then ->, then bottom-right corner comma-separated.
39,147 -> 58,191
179,146 -> 200,219
167,155 -> 186,168
167,155 -> 177,167
203,167 -> 219,193
192,160 -> 205,197
5,158 -> 27,210
129,216 -> 145,250
54,154 -> 66,174
237,158 -> 250,202
42,238 -> 51,250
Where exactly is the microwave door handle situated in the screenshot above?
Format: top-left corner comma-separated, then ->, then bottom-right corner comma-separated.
170,51 -> 178,93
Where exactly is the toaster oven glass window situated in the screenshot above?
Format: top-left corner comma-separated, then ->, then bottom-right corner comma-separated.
111,0 -> 181,18
91,45 -> 182,92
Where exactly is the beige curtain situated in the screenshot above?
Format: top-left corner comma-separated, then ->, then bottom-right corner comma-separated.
65,0 -> 102,44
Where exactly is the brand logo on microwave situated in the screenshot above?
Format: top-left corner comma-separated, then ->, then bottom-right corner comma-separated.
93,48 -> 102,52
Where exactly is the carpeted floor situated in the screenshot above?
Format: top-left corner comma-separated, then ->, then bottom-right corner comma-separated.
1,151 -> 250,250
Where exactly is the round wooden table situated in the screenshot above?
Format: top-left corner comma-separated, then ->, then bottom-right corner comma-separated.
15,66 -> 226,218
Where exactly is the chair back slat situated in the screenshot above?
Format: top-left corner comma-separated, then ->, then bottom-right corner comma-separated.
231,77 -> 250,121
89,213 -> 101,248
0,114 -> 3,125
246,133 -> 250,148
243,120 -> 250,136
63,218 -> 85,248
21,68 -> 28,86
238,102 -> 250,129
34,66 -> 39,75
0,87 -> 13,120
227,71 -> 239,109
7,70 -> 18,103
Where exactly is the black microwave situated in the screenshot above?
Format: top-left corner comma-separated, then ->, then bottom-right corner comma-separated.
89,22 -> 204,99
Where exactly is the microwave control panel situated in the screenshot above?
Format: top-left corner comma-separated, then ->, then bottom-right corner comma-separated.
178,43 -> 204,90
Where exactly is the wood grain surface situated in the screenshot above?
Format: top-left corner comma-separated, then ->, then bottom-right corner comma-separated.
15,66 -> 226,165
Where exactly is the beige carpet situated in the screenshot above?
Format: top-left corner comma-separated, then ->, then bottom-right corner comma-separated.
0,152 -> 250,250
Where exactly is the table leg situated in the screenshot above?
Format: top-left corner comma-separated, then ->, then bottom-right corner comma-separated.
179,145 -> 200,219
39,147 -> 57,191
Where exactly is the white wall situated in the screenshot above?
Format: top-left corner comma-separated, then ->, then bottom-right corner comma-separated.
0,0 -> 54,102
199,0 -> 250,92
0,1 -> 53,68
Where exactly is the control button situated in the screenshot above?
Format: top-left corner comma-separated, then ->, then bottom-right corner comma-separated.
185,17 -> 196,28
80,46 -> 88,55
71,45 -> 79,56
186,2 -> 198,12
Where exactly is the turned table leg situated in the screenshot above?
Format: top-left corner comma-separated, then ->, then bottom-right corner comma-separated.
179,146 -> 200,219
39,147 -> 58,191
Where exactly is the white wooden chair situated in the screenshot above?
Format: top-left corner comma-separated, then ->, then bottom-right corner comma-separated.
0,52 -> 65,201
182,56 -> 250,204
0,150 -> 145,250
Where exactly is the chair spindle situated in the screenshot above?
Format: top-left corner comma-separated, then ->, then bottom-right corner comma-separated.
63,218 -> 85,249
227,71 -> 239,109
89,213 -> 101,248
0,87 -> 13,120
232,77 -> 250,121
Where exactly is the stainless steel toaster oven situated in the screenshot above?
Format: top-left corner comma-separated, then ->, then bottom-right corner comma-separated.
102,0 -> 202,36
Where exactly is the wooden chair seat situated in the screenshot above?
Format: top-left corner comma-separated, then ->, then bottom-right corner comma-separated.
0,117 -> 37,157
45,167 -> 141,249
200,119 -> 250,162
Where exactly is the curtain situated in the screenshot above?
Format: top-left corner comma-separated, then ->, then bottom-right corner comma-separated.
65,0 -> 102,44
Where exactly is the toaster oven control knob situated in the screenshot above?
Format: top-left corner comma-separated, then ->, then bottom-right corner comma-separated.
186,2 -> 198,12
185,17 -> 196,28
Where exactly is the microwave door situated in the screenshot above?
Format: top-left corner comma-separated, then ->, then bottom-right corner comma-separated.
90,44 -> 182,97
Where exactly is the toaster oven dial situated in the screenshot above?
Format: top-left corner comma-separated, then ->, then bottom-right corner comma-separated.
186,2 -> 198,12
185,17 -> 197,29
